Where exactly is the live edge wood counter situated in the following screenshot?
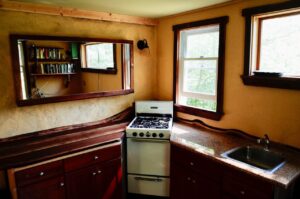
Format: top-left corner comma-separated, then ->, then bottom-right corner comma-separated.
0,122 -> 127,169
171,121 -> 300,189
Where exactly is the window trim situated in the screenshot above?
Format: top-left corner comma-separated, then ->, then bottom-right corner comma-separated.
80,42 -> 117,74
241,1 -> 300,90
173,16 -> 228,121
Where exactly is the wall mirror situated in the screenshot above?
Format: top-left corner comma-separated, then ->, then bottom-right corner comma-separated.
10,35 -> 134,106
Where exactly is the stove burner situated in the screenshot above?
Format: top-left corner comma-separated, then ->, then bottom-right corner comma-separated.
130,117 -> 170,129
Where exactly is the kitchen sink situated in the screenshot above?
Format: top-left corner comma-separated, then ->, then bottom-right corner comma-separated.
222,146 -> 285,172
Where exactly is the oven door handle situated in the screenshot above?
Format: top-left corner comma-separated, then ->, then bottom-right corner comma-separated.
129,138 -> 170,143
134,176 -> 163,182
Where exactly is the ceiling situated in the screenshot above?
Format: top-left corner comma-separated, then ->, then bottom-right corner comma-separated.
11,0 -> 233,18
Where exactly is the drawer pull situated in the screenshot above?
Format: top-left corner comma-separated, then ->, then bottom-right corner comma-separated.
60,182 -> 64,187
94,156 -> 99,160
240,190 -> 245,195
134,176 -> 163,182
190,162 -> 194,166
97,170 -> 102,174
39,172 -> 44,176
92,172 -> 97,176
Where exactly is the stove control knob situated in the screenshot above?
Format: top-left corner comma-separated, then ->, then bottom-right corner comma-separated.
146,132 -> 151,137
159,133 -> 164,138
152,133 -> 157,138
139,132 -> 144,137
132,132 -> 137,137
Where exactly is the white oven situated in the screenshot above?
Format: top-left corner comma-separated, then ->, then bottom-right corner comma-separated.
126,101 -> 173,197
127,138 -> 170,196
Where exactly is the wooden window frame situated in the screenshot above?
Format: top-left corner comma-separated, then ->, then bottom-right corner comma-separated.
173,16 -> 228,121
81,43 -> 117,74
241,1 -> 300,90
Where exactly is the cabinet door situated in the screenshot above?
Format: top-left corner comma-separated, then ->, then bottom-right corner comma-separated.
222,170 -> 273,199
170,164 -> 193,199
66,158 -> 122,199
18,176 -> 65,199
66,164 -> 97,199
94,158 -> 122,199
171,164 -> 220,199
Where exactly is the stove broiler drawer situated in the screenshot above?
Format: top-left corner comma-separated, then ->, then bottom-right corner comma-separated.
128,174 -> 170,197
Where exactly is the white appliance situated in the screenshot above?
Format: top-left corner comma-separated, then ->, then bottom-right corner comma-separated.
126,101 -> 173,197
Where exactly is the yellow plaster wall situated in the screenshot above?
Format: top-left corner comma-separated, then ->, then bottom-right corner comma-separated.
156,0 -> 300,148
0,10 -> 157,138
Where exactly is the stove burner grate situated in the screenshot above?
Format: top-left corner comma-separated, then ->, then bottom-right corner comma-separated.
129,117 -> 170,129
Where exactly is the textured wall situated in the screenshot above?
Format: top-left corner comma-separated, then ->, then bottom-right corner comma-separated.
156,0 -> 300,148
0,10 -> 157,138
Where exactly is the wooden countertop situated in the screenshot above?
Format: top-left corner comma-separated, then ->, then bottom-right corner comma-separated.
0,107 -> 133,169
171,121 -> 300,189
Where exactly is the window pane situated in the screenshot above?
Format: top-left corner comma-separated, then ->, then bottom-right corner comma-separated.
183,25 -> 219,58
260,14 -> 300,76
86,43 -> 114,69
183,60 -> 217,95
180,96 -> 217,112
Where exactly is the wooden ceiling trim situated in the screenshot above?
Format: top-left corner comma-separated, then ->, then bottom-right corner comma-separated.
0,0 -> 158,26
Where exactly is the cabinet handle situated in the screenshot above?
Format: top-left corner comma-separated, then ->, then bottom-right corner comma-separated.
240,190 -> 245,195
97,170 -> 102,174
134,176 -> 163,182
92,172 -> 97,176
60,182 -> 64,187
39,172 -> 44,176
94,156 -> 99,160
190,162 -> 194,166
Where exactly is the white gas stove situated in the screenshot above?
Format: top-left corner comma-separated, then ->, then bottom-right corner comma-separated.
126,101 -> 173,139
126,101 -> 173,197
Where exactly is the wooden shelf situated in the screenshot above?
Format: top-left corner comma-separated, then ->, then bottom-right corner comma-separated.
31,73 -> 76,76
29,59 -> 72,62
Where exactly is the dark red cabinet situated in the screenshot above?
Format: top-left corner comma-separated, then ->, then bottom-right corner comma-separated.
170,144 -> 274,199
222,169 -> 273,199
171,164 -> 220,199
170,145 -> 221,199
18,176 -> 65,199
66,158 -> 122,199
10,142 -> 122,199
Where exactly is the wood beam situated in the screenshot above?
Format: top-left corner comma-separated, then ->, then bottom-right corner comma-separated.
0,0 -> 158,26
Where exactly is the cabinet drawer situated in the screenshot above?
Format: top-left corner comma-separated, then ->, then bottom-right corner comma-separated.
222,170 -> 273,199
18,176 -> 65,199
64,143 -> 121,172
15,160 -> 63,187
171,145 -> 221,181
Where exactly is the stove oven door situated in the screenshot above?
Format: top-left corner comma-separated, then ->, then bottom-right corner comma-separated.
127,138 -> 170,176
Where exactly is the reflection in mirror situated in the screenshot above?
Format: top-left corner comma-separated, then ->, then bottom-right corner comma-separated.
11,35 -> 133,106
81,42 -> 116,70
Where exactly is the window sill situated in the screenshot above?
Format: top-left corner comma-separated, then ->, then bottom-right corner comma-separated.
241,75 -> 300,90
174,104 -> 223,121
81,68 -> 117,74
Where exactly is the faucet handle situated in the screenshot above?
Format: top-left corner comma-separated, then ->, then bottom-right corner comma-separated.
257,138 -> 261,144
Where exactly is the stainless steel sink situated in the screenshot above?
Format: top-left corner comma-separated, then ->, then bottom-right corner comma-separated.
222,146 -> 285,172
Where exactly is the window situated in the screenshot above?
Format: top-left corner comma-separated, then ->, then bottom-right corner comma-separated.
173,16 -> 228,120
81,43 -> 117,73
242,1 -> 300,89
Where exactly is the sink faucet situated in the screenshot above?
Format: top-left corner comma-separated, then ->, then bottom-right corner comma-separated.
257,134 -> 270,150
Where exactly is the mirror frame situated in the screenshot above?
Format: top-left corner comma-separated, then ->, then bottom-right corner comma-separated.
10,34 -> 134,106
